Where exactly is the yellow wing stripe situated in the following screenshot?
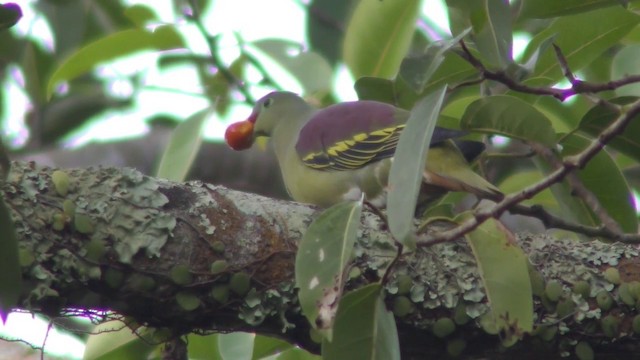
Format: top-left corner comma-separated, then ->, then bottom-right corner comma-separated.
302,125 -> 405,171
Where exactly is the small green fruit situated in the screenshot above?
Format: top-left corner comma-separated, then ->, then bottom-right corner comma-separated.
539,325 -> 558,342
51,170 -> 70,196
556,299 -> 576,319
170,264 -> 193,285
479,312 -> 499,335
85,238 -> 106,262
632,314 -> 640,334
600,314 -> 620,338
628,281 -> 640,299
210,260 -> 228,274
529,269 -> 545,297
596,290 -> 614,311
210,285 -> 230,303
62,199 -> 76,217
212,241 -> 225,253
104,268 -> 124,289
229,272 -> 251,295
453,301 -> 470,325
432,318 -> 455,338
396,275 -> 413,295
176,292 -> 201,311
572,280 -> 591,299
392,296 -> 414,317
575,341 -> 594,360
618,282 -> 635,306
52,213 -> 65,231
309,328 -> 323,344
128,274 -> 156,291
545,280 -> 563,302
74,213 -> 94,234
603,267 -> 621,285
18,248 -> 35,267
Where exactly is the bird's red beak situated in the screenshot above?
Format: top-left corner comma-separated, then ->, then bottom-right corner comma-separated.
225,111 -> 257,151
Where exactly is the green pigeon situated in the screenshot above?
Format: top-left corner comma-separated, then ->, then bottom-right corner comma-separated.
225,91 -> 502,207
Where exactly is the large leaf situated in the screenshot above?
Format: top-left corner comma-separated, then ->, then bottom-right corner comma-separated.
560,133 -> 638,233
522,7 -> 640,84
307,0 -> 355,66
0,195 -> 20,321
579,97 -> 640,162
83,322 -> 155,360
460,95 -> 557,147
466,218 -> 533,345
47,26 -> 184,98
343,0 -> 421,79
252,39 -> 333,96
186,333 -> 222,360
252,335 -> 294,359
155,108 -> 210,182
295,199 -> 363,334
218,332 -> 254,360
519,0 -> 636,19
322,284 -> 400,360
611,45 -> 640,97
388,86 -> 447,248
448,0 -> 512,69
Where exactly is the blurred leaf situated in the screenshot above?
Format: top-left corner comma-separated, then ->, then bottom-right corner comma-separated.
22,41 -> 55,105
388,86 -> 447,248
560,133 -> 638,233
307,0 -> 354,66
124,4 -> 158,27
343,0 -> 421,79
37,0 -> 88,56
39,90 -> 132,145
156,108 -> 210,182
498,170 -> 557,208
322,284 -> 400,360
522,6 -> 640,84
0,195 -> 20,322
83,322 -> 155,360
0,3 -> 22,31
295,199 -> 363,335
218,332 -> 254,360
252,335 -> 294,359
253,39 -> 332,96
47,26 -> 184,99
354,77 -> 396,103
421,52 -> 476,94
579,97 -> 640,162
265,347 -> 321,360
519,0 -> 633,18
399,29 -> 470,93
466,217 -> 533,344
611,45 -> 640,97
460,95 -> 557,147
187,333 -> 222,360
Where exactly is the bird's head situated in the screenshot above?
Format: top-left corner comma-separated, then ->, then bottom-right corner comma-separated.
225,91 -> 311,151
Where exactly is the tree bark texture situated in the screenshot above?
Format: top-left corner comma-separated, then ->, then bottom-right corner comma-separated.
4,161 -> 640,359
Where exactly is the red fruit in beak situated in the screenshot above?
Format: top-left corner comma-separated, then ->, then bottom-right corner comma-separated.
225,120 -> 254,150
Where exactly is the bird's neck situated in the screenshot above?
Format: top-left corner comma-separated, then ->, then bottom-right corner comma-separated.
271,108 -> 315,165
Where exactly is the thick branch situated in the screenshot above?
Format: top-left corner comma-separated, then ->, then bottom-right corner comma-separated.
4,161 -> 640,358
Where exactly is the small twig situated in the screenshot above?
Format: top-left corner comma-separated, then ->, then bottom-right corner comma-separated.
417,99 -> 640,246
364,200 -> 403,284
552,44 -> 577,84
186,0 -> 254,104
232,32 -> 282,91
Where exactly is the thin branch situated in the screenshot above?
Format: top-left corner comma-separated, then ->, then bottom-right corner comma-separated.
417,99 -> 640,246
186,0 -> 255,104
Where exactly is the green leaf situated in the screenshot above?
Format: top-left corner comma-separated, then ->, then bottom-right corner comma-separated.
218,332 -> 254,360
579,97 -> 640,162
252,39 -> 333,96
123,4 -> 157,27
155,108 -> 210,182
520,0 -> 631,19
421,52 -> 476,94
0,195 -> 20,321
186,333 -> 222,360
307,0 -> 355,66
611,45 -> 640,97
560,133 -> 638,233
83,322 -> 155,360
354,77 -> 396,104
473,0 -> 513,69
47,26 -> 184,99
252,335 -> 293,359
460,95 -> 557,147
466,218 -> 533,344
497,170 -> 557,208
343,0 -> 421,79
399,29 -> 471,93
388,86 -> 447,248
522,7 -> 640,84
295,199 -> 363,334
322,284 -> 400,360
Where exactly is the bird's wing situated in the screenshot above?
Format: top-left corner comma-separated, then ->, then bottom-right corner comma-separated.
295,101 -> 467,171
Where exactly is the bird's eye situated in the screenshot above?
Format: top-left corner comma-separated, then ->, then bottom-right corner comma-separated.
263,98 -> 273,108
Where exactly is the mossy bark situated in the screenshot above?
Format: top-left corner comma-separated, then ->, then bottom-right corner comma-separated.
4,161 -> 640,359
